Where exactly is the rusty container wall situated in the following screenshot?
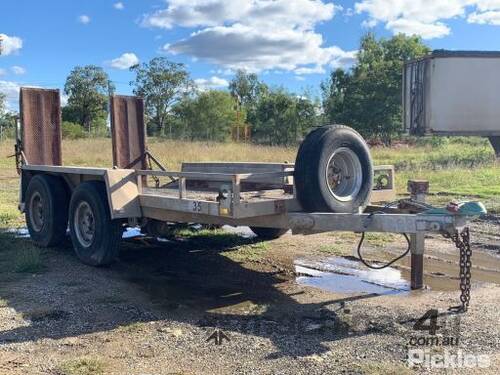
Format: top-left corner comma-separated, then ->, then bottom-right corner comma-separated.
20,87 -> 62,166
110,95 -> 147,169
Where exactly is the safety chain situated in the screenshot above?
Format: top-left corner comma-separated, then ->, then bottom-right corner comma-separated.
448,227 -> 472,313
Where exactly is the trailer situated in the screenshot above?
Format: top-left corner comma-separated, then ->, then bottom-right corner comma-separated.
403,50 -> 500,156
14,88 -> 483,310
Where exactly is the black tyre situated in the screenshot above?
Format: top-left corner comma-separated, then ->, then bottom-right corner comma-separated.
294,125 -> 373,213
250,227 -> 288,240
68,181 -> 122,266
25,174 -> 69,247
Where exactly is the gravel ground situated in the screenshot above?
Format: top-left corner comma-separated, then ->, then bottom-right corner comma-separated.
0,217 -> 499,374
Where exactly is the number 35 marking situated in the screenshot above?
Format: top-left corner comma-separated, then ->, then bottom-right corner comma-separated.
192,201 -> 202,212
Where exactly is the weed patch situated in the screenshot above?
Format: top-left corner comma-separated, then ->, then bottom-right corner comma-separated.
56,358 -> 105,375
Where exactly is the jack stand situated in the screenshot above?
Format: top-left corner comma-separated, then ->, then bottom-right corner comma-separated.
408,180 -> 429,290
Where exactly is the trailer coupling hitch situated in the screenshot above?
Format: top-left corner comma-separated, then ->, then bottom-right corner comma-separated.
444,227 -> 472,313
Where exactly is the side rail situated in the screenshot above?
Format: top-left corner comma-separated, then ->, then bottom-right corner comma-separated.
137,169 -> 297,219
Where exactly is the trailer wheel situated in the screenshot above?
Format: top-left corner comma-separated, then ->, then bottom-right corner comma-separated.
294,125 -> 373,213
25,174 -> 69,247
69,181 -> 122,266
250,227 -> 288,240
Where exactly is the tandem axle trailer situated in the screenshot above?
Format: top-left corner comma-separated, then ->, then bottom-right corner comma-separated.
15,88 -> 481,309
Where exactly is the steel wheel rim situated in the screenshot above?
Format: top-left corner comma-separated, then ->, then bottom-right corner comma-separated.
325,147 -> 363,202
74,201 -> 95,248
29,191 -> 44,232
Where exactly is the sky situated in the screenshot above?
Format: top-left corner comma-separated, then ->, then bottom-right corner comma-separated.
3,0 -> 500,111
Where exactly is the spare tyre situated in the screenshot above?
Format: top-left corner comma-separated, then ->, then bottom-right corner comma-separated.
294,125 -> 373,213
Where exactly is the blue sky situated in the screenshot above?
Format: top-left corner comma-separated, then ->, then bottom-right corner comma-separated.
2,0 -> 500,110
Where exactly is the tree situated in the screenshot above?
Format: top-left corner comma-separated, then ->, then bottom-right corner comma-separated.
0,93 -> 8,139
130,58 -> 193,137
173,90 -> 238,141
321,33 -> 429,144
254,89 -> 318,145
64,65 -> 114,133
0,94 -> 17,140
229,70 -> 268,127
320,68 -> 351,125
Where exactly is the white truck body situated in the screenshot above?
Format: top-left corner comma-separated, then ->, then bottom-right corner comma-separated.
403,51 -> 500,137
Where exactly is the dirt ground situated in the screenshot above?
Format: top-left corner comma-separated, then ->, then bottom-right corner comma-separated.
0,216 -> 499,375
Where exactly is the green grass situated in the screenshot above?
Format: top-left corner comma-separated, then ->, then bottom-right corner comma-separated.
317,243 -> 345,255
0,231 -> 44,274
56,358 -> 105,375
371,138 -> 500,211
363,233 -> 398,247
225,241 -> 269,262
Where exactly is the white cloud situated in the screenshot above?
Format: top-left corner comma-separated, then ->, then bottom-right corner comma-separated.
0,33 -> 23,56
142,0 -> 337,30
0,68 -> 6,76
468,1 -> 500,24
114,2 -> 125,10
154,1 -> 352,73
167,25 -> 356,73
387,19 -> 451,39
194,76 -> 229,90
78,15 -> 91,24
294,66 -> 327,75
355,0 -> 500,38
0,80 -> 21,110
475,0 -> 500,11
108,52 -> 139,69
11,66 -> 26,75
354,0 -> 471,39
468,10 -> 500,24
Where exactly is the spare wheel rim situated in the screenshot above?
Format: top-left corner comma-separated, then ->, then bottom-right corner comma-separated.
325,147 -> 363,202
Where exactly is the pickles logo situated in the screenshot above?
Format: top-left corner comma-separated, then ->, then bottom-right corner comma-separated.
408,349 -> 490,369
407,309 -> 490,369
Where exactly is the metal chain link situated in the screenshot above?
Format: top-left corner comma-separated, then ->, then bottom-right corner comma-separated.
449,227 -> 472,312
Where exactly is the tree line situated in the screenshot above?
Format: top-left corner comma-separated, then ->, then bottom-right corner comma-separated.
0,34 -> 429,145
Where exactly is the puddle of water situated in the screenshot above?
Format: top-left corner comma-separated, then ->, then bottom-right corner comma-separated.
295,257 -> 410,295
4,228 -> 30,238
5,227 -> 147,241
122,227 -> 145,239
